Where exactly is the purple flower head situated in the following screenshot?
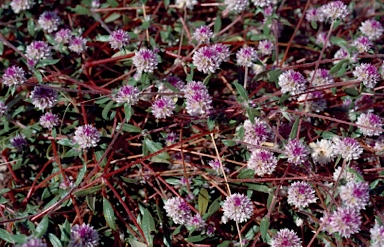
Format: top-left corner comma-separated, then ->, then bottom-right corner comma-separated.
258,40 -> 274,55
151,97 -> 175,119
328,207 -> 362,238
0,101 -> 7,116
183,81 -> 212,116
308,69 -> 334,86
25,41 -> 51,61
69,37 -> 87,54
370,221 -> 384,247
68,223 -> 99,247
243,117 -> 271,148
165,132 -> 177,146
186,214 -> 206,231
352,36 -> 372,53
55,28 -> 72,44
30,86 -> 58,110
270,228 -> 302,247
333,137 -> 363,162
251,0 -> 272,8
356,112 -> 383,136
38,11 -> 60,33
353,63 -> 379,89
109,29 -> 130,50
222,193 -> 253,223
309,139 -> 335,165
225,0 -> 249,13
285,139 -> 308,165
132,48 -> 159,74
175,0 -> 197,9
114,85 -> 140,105
263,5 -> 273,16
306,7 -> 324,22
315,32 -> 330,47
19,237 -> 47,247
287,181 -> 317,209
208,159 -> 221,172
10,134 -> 28,150
211,43 -> 231,62
193,26 -> 213,44
320,1 -> 349,21
73,124 -> 100,149
163,197 -> 192,225
10,0 -> 34,14
278,70 -> 307,96
192,46 -> 221,74
247,149 -> 277,176
333,166 -> 359,183
340,181 -> 369,210
236,46 -> 258,67
333,48 -> 350,64
2,65 -> 26,86
166,76 -> 184,90
297,91 -> 327,113
359,19 -> 384,40
39,112 -> 60,129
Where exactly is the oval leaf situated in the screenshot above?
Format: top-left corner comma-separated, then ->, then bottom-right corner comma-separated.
34,216 -> 49,238
103,197 -> 117,231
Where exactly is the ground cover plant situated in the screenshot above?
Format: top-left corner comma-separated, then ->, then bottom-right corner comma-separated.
0,0 -> 384,246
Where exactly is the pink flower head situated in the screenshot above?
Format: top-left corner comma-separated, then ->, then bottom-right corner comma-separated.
251,0 -> 272,8
243,117 -> 271,148
306,7 -> 324,22
193,46 -> 222,74
211,43 -> 231,62
352,36 -> 372,53
109,29 -> 130,50
236,46 -> 258,67
73,124 -> 100,149
222,193 -> 253,223
359,19 -> 384,40
258,40 -> 274,55
114,85 -> 140,105
328,207 -> 362,238
30,86 -> 58,110
193,25 -> 213,44
278,70 -> 307,96
225,0 -> 249,13
308,69 -> 334,86
333,137 -> 363,162
38,11 -> 61,33
247,149 -> 277,176
132,48 -> 159,74
25,41 -> 51,61
340,181 -> 369,210
69,36 -> 87,54
285,139 -> 308,165
151,97 -> 175,119
183,81 -> 212,116
287,181 -> 317,209
2,65 -> 26,86
320,1 -> 349,21
356,112 -> 383,136
10,134 -> 28,150
55,28 -> 72,44
10,0 -> 34,14
69,223 -> 99,247
270,228 -> 302,247
164,197 -> 192,225
39,112 -> 60,129
353,63 -> 379,89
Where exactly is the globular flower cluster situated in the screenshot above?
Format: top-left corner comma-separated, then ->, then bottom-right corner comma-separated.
25,41 -> 51,62
297,91 -> 327,112
2,65 -> 26,86
164,197 -> 191,225
18,237 -> 47,247
193,44 -> 230,74
151,97 -> 175,119
193,26 -> 213,44
251,0 -> 272,8
339,181 -> 369,210
208,159 -> 221,173
55,28 -> 72,44
305,7 -> 324,22
73,124 -> 100,149
285,139 -> 308,165
270,229 -> 302,247
278,70 -> 307,96
353,63 -> 380,89
308,69 -> 334,86
224,0 -> 249,14
183,81 -> 212,116
236,46 -> 258,67
10,134 -> 28,150
175,0 -> 197,9
114,85 -> 140,105
333,166 -> 359,183
370,221 -> 384,247
352,36 -> 372,53
69,36 -> 87,54
322,207 -> 362,238
257,40 -> 274,56
10,0 -> 34,14
222,193 -> 253,223
333,48 -> 349,63
333,137 -> 363,162
247,149 -> 277,176
243,117 -> 271,148
186,214 -> 206,231
30,86 -> 58,110
109,29 -> 130,50
38,11 -> 61,33
315,32 -> 329,47
287,181 -> 317,209
359,19 -> 384,40
39,112 -> 60,129
68,223 -> 100,247
356,112 -> 383,136
132,48 -> 159,74
320,1 -> 349,21
309,139 -> 335,165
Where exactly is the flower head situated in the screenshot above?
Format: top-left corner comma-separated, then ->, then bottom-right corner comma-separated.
193,46 -> 222,74
340,181 -> 369,210
308,69 -> 334,86
333,48 -> 349,63
68,223 -> 99,247
370,221 -> 384,247
333,166 -> 359,183
69,37 -> 87,54
297,91 -> 327,112
258,40 -> 274,55
353,63 -> 379,89
10,0 -> 34,14
287,181 -> 317,209
186,214 -> 206,231
55,28 -> 72,44
183,81 -> 212,116
320,1 -> 349,21
39,112 -> 60,129
306,7 -> 324,22
10,134 -> 28,150
25,41 -> 51,61
309,139 -> 335,165
73,124 -> 100,149
352,36 -> 372,53
356,112 -> 383,136
38,11 -> 60,33
193,26 -> 213,44
208,159 -> 221,172
236,46 -> 258,67
30,86 -> 58,110
175,0 -> 197,9
328,207 -> 361,238
225,0 -> 249,14
109,29 -> 130,50
315,32 -> 330,47
2,65 -> 26,86
0,101 -> 7,117
285,139 -> 308,165
278,70 -> 307,96
270,229 -> 302,247
19,237 -> 47,247
132,48 -> 159,74
243,117 -> 271,148
164,197 -> 192,225
222,193 -> 253,223
165,132 -> 177,146
333,137 -> 363,162
251,0 -> 272,8
247,149 -> 277,176
359,19 -> 384,40
114,85 -> 140,105
151,97 -> 175,119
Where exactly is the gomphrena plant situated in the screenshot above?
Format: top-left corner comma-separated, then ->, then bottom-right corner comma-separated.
0,0 -> 383,246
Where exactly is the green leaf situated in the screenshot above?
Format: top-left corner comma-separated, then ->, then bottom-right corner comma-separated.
142,208 -> 156,247
57,138 -> 73,146
60,219 -> 71,244
207,118 -> 215,131
185,235 -> 208,243
310,21 -> 318,29
37,59 -> 61,67
105,12 -> 121,23
233,81 -> 248,103
289,118 -> 300,140
49,233 -> 62,247
103,197 -> 117,230
330,36 -> 348,48
128,239 -> 148,247
107,0 -> 119,7
0,41 -> 3,55
330,59 -> 348,74
222,139 -> 236,147
198,188 -> 210,215
70,5 -> 90,15
217,240 -> 231,247
344,87 -> 359,97
28,19 -> 35,36
205,197 -> 221,218
74,184 -> 104,197
214,15 -> 222,34
143,139 -> 170,160
86,195 -> 96,212
75,163 -> 87,186
34,216 -> 49,238
10,234 -> 27,244
33,70 -> 43,83
267,69 -> 281,83
0,229 -> 14,243
121,123 -> 141,133
237,169 -> 255,179
245,183 -> 270,193
124,104 -> 134,122
172,225 -> 182,236
260,217 -> 270,242
102,100 -> 114,120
